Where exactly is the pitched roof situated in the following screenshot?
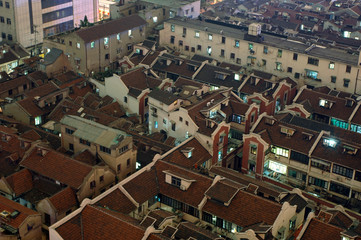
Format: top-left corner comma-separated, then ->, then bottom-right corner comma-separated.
0,76 -> 29,94
148,88 -> 180,105
20,147 -> 93,189
95,188 -> 137,214
17,98 -> 45,117
6,169 -> 34,196
49,187 -> 78,213
75,15 -> 146,43
301,218 -> 343,240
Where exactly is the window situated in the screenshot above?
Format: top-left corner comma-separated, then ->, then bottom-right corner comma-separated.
276,62 -> 282,71
277,49 -> 282,58
191,47 -> 195,52
330,182 -> 350,197
79,138 -> 90,146
100,145 -> 111,154
128,29 -> 132,37
191,7 -> 194,12
271,146 -> 289,158
263,46 -> 268,54
197,45 -> 201,51
99,175 -> 104,182
185,121 -> 189,126
195,30 -> 199,38
23,84 -> 27,90
171,24 -> 175,32
178,40 -> 183,46
171,176 -> 181,187
293,53 -> 298,60
6,34 -> 11,41
331,76 -> 336,83
105,53 -> 109,60
221,36 -> 226,44
154,121 -> 158,129
0,1 -> 2,7
290,151 -> 309,165
127,159 -> 130,167
117,33 -> 120,40
235,40 -> 239,47
117,164 -> 121,172
127,44 -> 132,51
307,57 -> 319,66
220,49 -> 225,57
183,27 -> 186,35
287,67 -> 293,73
104,37 -> 109,45
76,42 -> 80,49
65,128 -> 74,135
185,9 -> 189,15
179,117 -> 183,122
90,181 -> 96,189
8,89 -> 12,95
230,53 -> 235,59
207,46 -> 212,56
208,34 -> 212,41
6,18 -> 10,24
170,36 -> 175,44
124,96 -> 127,103
346,65 -> 351,73
308,176 -> 328,189
329,62 -> 335,69
0,17 -> 4,23
119,145 -> 129,154
90,41 -> 95,48
262,59 -> 267,66
152,16 -> 158,23
35,116 -> 42,126
69,143 -> 74,151
343,78 -> 350,88
171,122 -> 176,131
311,159 -> 330,172
333,164 -> 353,178
5,1 -> 9,8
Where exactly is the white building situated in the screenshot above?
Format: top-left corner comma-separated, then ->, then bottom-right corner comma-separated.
0,0 -> 99,49
159,18 -> 361,94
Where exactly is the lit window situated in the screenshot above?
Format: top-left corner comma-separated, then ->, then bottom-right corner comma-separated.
171,24 -> 175,32
269,160 -> 287,174
207,46 -> 212,55
248,43 -> 253,50
90,41 -> 95,48
329,62 -> 335,69
76,42 -> 80,49
208,34 -> 212,41
271,146 -> 289,158
235,40 -> 239,47
117,33 -> 120,40
154,121 -> 158,129
104,37 -> 109,45
323,138 -> 337,148
35,116 -> 42,126
152,16 -> 158,22
234,73 -> 240,80
195,31 -> 200,38
128,29 -> 132,36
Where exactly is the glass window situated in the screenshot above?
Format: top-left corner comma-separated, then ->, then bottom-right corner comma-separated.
35,116 -> 42,126
128,29 -> 132,36
171,176 -> 181,187
117,33 -> 120,40
76,42 -> 80,49
276,62 -> 282,71
331,76 -> 336,83
293,53 -> 298,60
263,46 -> 268,54
271,146 -> 289,158
170,24 -> 175,32
207,46 -> 212,55
308,57 -> 319,66
235,40 -> 239,47
208,34 -> 212,41
344,78 -> 350,87
277,49 -> 282,57
90,41 -> 95,48
346,65 -> 351,73
308,176 -> 328,189
195,31 -> 199,38
104,37 -> 109,45
329,62 -> 335,69
248,43 -> 253,50
332,164 -> 353,178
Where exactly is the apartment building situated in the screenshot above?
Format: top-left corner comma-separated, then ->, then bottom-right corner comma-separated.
60,115 -> 137,180
0,0 -> 99,49
159,18 -> 361,94
43,15 -> 146,76
242,113 -> 361,209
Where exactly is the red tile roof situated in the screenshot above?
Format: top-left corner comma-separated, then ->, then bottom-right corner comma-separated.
301,218 -> 343,240
0,76 -> 29,94
95,188 -> 137,214
0,195 -> 39,229
20,129 -> 41,141
6,169 -> 34,196
17,98 -> 45,117
49,187 -> 78,213
20,147 -> 93,189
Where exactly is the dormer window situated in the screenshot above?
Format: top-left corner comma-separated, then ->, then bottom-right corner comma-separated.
171,176 -> 181,187
265,118 -> 275,125
302,132 -> 313,141
280,126 -> 295,136
319,99 -> 333,108
323,138 -> 337,148
343,144 -> 358,155
345,98 -> 354,107
181,147 -> 194,158
163,170 -> 196,191
215,73 -> 226,80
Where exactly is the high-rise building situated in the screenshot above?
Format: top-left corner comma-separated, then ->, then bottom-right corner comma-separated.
0,0 -> 99,49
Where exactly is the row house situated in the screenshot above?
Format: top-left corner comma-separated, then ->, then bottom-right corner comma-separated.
242,113 -> 361,208
20,144 -> 116,202
0,195 -> 42,240
60,115 -> 137,180
159,18 -> 361,94
2,71 -> 87,126
286,86 -> 361,134
91,67 -> 169,123
147,86 -> 258,164
50,156 -> 308,240
0,43 -> 30,74
43,15 -> 147,76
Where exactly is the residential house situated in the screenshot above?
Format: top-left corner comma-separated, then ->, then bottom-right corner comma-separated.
60,115 -> 137,179
0,195 -> 42,240
0,43 -> 30,74
38,48 -> 73,77
43,15 -> 147,76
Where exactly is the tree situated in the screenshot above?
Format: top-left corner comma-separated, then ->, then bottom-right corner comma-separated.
80,15 -> 89,27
